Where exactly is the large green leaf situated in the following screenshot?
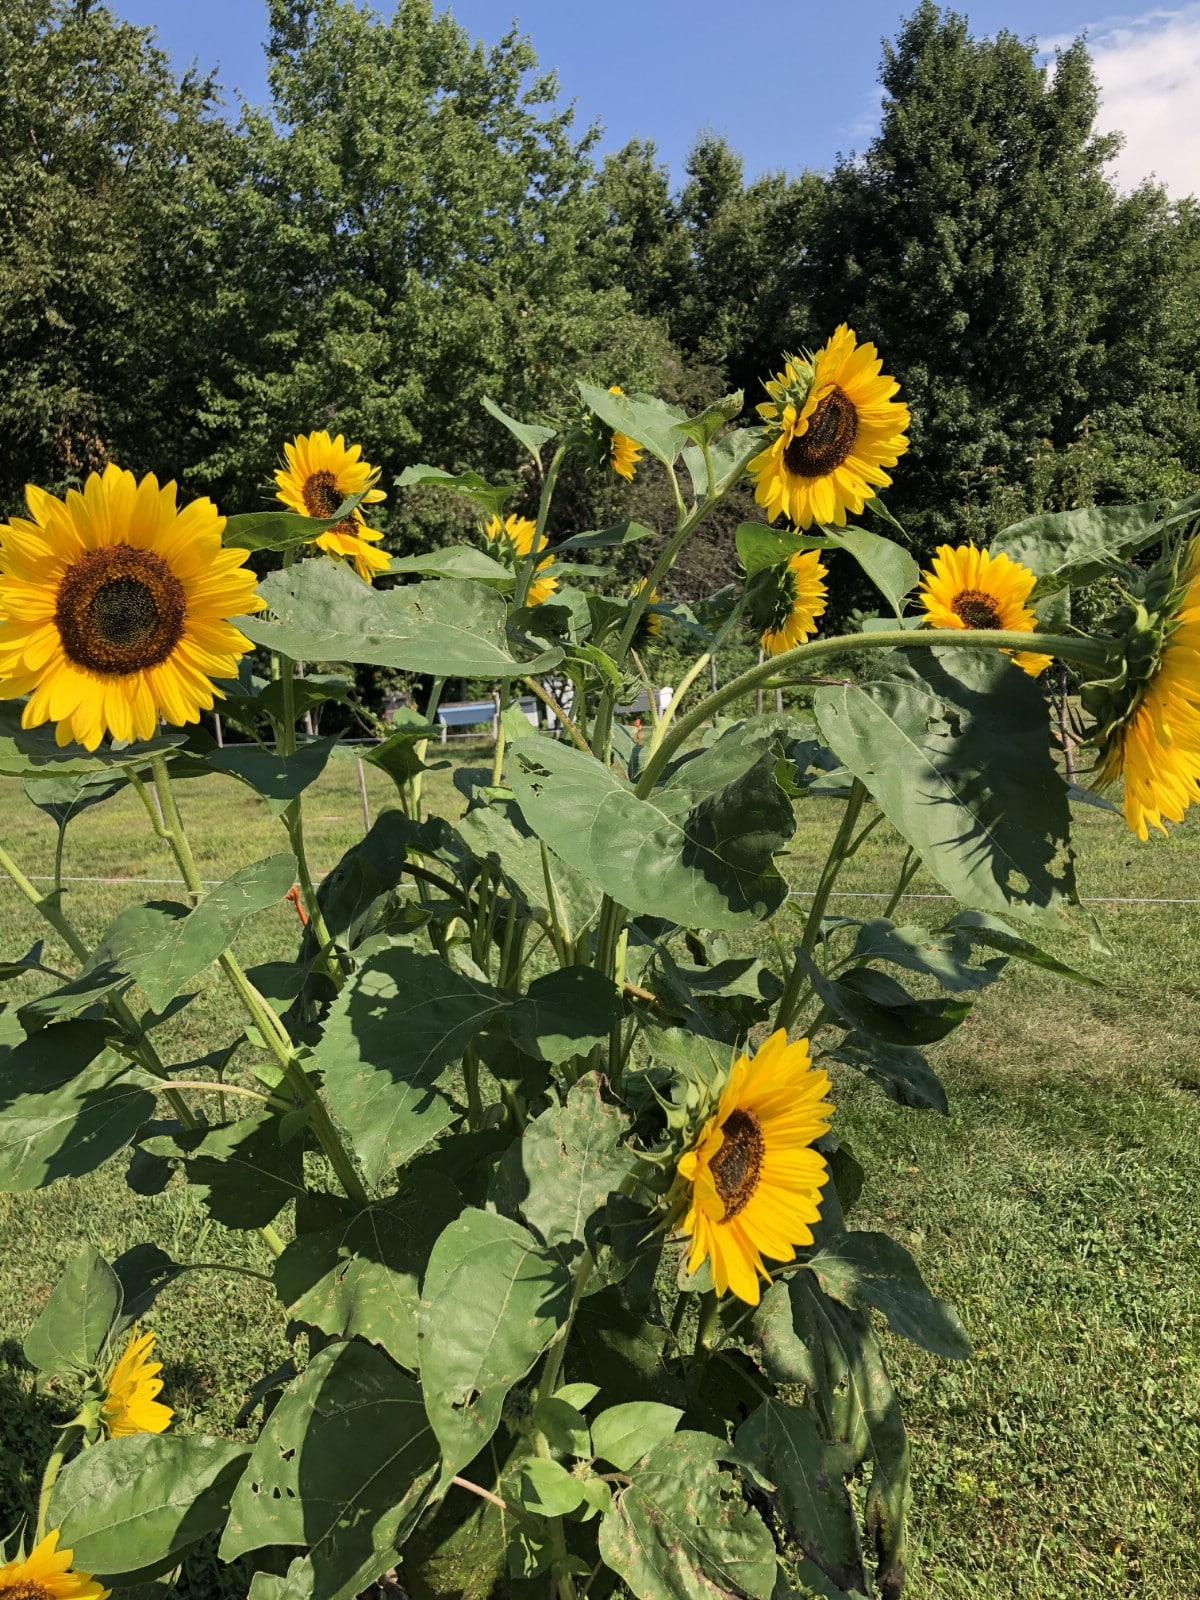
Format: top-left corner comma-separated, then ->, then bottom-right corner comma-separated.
418,1209 -> 572,1484
814,647 -> 1076,924
735,1400 -> 866,1595
386,546 -> 513,589
796,951 -> 972,1046
23,1243 -> 123,1378
221,1341 -> 438,1600
735,523 -> 830,578
23,771 -> 128,827
820,1034 -> 948,1114
274,1179 -> 462,1368
0,1028 -> 154,1192
490,1074 -> 633,1248
598,1431 -> 777,1600
223,486 -> 374,552
458,793 -> 602,944
991,497 -> 1175,595
178,1113 -> 308,1229
578,384 -> 689,466
508,968 -> 624,1065
481,396 -> 557,460
509,722 -> 795,930
207,740 -> 339,816
590,1403 -> 683,1472
18,962 -> 133,1028
806,1231 -> 971,1360
394,464 -> 515,520
0,704 -> 185,777
50,1434 -> 249,1578
314,950 -> 501,1183
240,561 -> 560,676
821,527 -> 920,619
90,854 -> 298,1010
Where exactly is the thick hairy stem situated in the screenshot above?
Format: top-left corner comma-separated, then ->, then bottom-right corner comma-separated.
36,1423 -> 84,1541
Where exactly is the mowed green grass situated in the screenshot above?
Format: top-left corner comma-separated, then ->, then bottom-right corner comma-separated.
1,742 -> 1198,1600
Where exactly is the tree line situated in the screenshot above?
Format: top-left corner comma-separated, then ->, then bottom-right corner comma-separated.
2,0 -> 1197,594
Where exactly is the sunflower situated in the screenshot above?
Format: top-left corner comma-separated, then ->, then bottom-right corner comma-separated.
0,1531 -> 109,1600
759,549 -> 829,656
0,467 -> 263,752
918,543 -> 1052,677
274,430 -> 390,583
483,514 -> 558,607
749,326 -> 910,530
1094,539 -> 1200,840
628,578 -> 663,645
98,1326 -> 173,1438
677,1029 -> 834,1306
607,386 -> 643,482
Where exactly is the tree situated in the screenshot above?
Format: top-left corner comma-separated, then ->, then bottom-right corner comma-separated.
0,0 -> 246,512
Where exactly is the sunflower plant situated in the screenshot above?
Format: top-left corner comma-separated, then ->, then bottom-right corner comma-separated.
1,330 -> 1198,1600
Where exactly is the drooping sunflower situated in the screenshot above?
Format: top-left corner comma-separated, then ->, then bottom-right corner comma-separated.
0,466 -> 263,752
483,514 -> 558,607
99,1326 -> 173,1438
607,386 -> 643,482
1093,538 -> 1200,840
677,1029 -> 834,1306
274,430 -> 390,583
759,549 -> 829,656
0,1531 -> 109,1600
749,326 -> 910,530
918,543 -> 1052,677
628,578 -> 663,645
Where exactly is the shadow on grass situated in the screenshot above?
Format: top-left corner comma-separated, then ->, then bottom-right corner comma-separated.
0,1336 -> 73,1531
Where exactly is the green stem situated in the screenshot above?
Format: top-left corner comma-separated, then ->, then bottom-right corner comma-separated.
520,674 -> 589,751
882,847 -> 921,921
641,594 -> 748,767
36,1422 -> 83,1541
515,444 -> 568,609
634,628 -> 1113,799
148,757 -> 370,1210
409,676 -> 445,821
774,779 -> 868,1033
689,1290 -> 721,1394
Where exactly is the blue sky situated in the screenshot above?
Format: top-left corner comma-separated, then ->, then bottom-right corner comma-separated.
108,1 -> 1199,196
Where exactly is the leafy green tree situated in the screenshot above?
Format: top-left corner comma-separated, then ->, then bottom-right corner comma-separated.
0,0 -> 246,513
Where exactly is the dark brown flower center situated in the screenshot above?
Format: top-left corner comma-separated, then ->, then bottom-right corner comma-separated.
782,386 -> 858,478
56,544 -> 187,675
709,1108 -> 764,1220
951,589 -> 1002,629
3,1581 -> 54,1600
301,470 -> 344,519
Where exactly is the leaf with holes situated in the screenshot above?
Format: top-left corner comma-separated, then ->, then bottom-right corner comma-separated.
418,1209 -> 572,1485
221,1342 -> 438,1600
806,1232 -> 971,1359
598,1430 -> 777,1600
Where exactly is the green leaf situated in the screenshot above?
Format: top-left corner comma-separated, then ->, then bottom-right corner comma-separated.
795,950 -> 970,1046
992,497 -> 1175,596
0,1031 -> 155,1192
208,740 -> 339,816
395,464 -> 516,520
578,383 -> 689,466
90,854 -> 297,1011
851,918 -> 1005,993
555,521 -> 657,553
360,716 -> 438,792
943,909 -> 1100,985
50,1434 -> 249,1578
814,647 -> 1077,925
590,1402 -> 683,1472
735,523 -> 830,578
223,486 -> 374,552
516,1458 -> 585,1516
490,1073 -> 633,1248
178,1113 -> 307,1229
418,1209 -> 572,1484
735,1400 -> 867,1596
509,969 -> 625,1066
23,1243 -> 123,1377
821,1034 -> 948,1114
314,949 -> 498,1183
532,1397 -> 591,1458
509,721 -> 795,931
23,771 -> 128,827
807,1231 -> 971,1359
683,428 -> 762,500
112,1243 -> 186,1327
221,1342 -> 438,1600
386,546 -> 514,589
458,794 -> 601,944
274,1179 -> 462,1368
241,561 -> 559,677
482,396 -> 557,459
821,526 -> 919,618
0,704 -> 185,778
18,962 -> 133,1029
598,1431 -> 777,1600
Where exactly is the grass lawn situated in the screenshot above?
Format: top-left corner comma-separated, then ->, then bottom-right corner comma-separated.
1,739 -> 1198,1600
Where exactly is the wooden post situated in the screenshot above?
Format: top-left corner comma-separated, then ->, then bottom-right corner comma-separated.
1058,662 -> 1075,783
213,713 -> 224,748
774,686 -> 784,714
356,759 -> 371,832
756,649 -> 765,717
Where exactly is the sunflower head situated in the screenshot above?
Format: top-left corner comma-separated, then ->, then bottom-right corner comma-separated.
274,430 -> 390,584
483,514 -> 558,607
749,548 -> 829,657
749,326 -> 910,530
98,1325 -> 173,1439
0,1531 -> 109,1600
606,386 -> 643,482
628,578 -> 663,646
1087,537 -> 1200,839
0,466 -> 263,751
676,1029 -> 834,1305
918,543 -> 1051,678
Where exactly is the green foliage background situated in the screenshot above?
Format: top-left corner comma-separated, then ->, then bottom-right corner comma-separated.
2,0 -> 1197,576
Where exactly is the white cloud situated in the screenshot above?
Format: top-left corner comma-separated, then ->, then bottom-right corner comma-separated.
1044,6 -> 1200,199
